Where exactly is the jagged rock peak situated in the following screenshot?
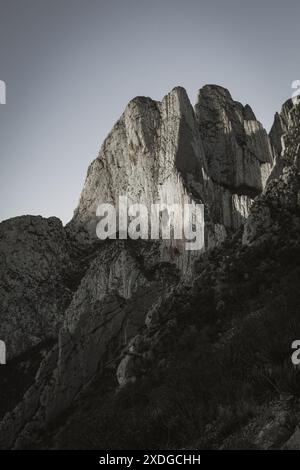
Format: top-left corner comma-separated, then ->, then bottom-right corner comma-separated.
268,96 -> 300,181
196,84 -> 257,120
195,84 -> 273,195
69,86 -> 207,239
198,84 -> 233,100
69,84 -> 274,249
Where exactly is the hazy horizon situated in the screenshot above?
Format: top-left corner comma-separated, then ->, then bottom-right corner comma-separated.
0,0 -> 299,224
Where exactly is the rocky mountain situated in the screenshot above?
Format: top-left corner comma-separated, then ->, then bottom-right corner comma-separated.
69,85 -> 273,245
0,86 -> 299,450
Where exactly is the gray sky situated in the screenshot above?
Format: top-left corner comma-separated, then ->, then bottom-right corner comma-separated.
0,0 -> 299,224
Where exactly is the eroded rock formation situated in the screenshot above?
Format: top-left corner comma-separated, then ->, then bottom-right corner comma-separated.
0,216 -> 72,360
69,85 -> 274,245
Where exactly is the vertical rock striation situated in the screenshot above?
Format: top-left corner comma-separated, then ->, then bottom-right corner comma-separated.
243,97 -> 300,245
69,85 -> 274,248
268,96 -> 300,181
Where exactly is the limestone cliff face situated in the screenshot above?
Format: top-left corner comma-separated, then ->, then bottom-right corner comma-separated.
243,97 -> 300,245
69,85 -> 274,245
195,85 -> 273,195
195,85 -> 273,231
69,88 -> 205,238
68,87 -> 212,270
268,96 -> 300,181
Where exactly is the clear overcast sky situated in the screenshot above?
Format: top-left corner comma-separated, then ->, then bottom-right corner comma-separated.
0,0 -> 299,223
